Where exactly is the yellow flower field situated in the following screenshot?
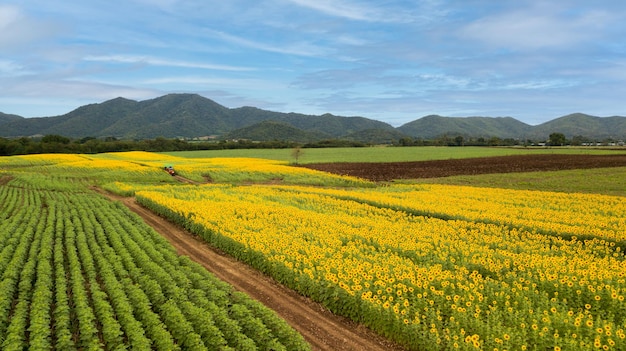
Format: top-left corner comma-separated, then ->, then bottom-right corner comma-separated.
269,184 -> 626,241
3,151 -> 625,351
135,182 -> 626,351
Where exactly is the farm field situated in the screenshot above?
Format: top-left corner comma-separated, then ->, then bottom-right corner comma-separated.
167,145 -> 626,164
1,149 -> 626,351
0,154 -> 311,351
416,166 -> 626,196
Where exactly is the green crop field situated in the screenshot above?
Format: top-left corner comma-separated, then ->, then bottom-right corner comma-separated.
166,146 -> 626,164
0,154 -> 311,351
413,167 -> 626,197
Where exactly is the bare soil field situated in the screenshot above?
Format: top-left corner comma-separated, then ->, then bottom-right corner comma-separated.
301,153 -> 626,181
101,191 -> 405,351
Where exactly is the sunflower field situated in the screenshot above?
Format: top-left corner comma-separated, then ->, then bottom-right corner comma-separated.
1,151 -> 625,351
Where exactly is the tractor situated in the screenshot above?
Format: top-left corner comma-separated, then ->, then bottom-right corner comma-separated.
164,165 -> 176,176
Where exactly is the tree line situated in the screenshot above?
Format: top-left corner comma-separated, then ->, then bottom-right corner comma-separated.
2,132 -> 619,157
396,132 -> 623,147
0,135 -> 369,156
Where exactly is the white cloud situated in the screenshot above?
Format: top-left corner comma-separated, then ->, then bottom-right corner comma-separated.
460,5 -> 615,51
334,34 -> 370,46
1,77 -> 158,100
283,0 -> 415,23
83,55 -> 254,71
284,0 -> 380,21
142,76 -> 285,91
0,4 -> 22,31
0,60 -> 28,76
209,30 -> 330,57
0,4 -> 59,49
131,0 -> 181,10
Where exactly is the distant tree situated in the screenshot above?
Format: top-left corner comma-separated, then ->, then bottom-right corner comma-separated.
41,134 -> 70,144
291,146 -> 303,164
571,135 -> 590,146
488,137 -> 502,146
548,132 -> 567,146
454,135 -> 464,146
79,136 -> 97,144
398,137 -> 414,146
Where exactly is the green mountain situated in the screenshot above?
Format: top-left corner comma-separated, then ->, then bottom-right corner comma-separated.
1,94 -> 625,141
397,115 -> 533,139
223,120 -> 331,142
528,113 -> 626,140
0,94 -> 395,140
343,128 -> 410,144
229,107 -> 395,138
0,112 -> 23,125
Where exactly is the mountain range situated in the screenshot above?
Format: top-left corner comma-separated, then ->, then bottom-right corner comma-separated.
1,93 -> 625,142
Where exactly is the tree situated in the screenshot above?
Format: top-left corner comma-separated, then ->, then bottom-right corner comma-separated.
41,134 -> 70,144
488,137 -> 502,146
548,132 -> 567,146
571,135 -> 590,146
398,137 -> 414,146
291,146 -> 303,164
454,135 -> 464,146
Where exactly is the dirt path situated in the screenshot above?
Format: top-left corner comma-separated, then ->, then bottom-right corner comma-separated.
101,190 -> 405,351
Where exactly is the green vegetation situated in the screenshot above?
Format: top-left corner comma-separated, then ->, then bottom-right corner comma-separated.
2,150 -> 625,351
0,159 -> 311,350
223,120 -> 330,142
414,166 -> 626,196
2,93 -> 625,143
396,115 -> 531,139
0,93 -> 392,140
0,135 -> 369,156
167,146 -> 626,164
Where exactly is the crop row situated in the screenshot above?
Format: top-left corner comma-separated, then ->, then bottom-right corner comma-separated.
0,177 -> 310,350
136,183 -> 626,351
268,184 -> 626,243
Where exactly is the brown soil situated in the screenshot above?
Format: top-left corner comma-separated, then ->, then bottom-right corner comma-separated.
172,174 -> 202,184
301,153 -> 626,181
0,175 -> 14,186
100,190 -> 405,351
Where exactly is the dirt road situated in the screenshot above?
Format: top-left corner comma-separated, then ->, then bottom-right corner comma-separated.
102,191 -> 405,351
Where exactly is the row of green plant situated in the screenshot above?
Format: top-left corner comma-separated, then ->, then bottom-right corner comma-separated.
413,166 -> 626,196
0,174 -> 310,350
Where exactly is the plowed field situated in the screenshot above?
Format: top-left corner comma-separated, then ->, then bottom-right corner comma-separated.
301,153 -> 626,181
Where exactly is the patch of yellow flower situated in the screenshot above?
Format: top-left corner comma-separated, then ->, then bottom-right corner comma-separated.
277,184 -> 626,241
173,157 -> 371,185
135,182 -> 626,351
1,153 -> 89,166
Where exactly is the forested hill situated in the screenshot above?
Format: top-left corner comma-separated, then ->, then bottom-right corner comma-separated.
1,94 -> 625,141
0,94 -> 394,140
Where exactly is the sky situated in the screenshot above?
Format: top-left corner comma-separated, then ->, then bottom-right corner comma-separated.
1,1 -> 625,126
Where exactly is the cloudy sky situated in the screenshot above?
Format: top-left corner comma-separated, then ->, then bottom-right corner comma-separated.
1,1 -> 625,126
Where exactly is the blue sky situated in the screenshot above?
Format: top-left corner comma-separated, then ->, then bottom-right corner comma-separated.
1,1 -> 625,126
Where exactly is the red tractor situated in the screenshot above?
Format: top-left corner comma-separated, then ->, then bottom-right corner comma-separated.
164,166 -> 176,176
